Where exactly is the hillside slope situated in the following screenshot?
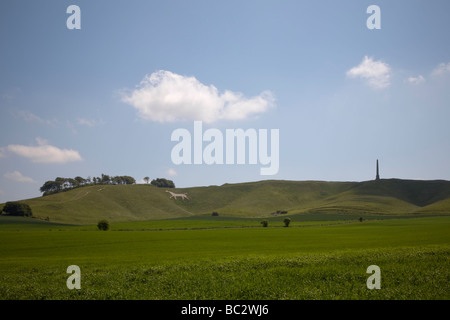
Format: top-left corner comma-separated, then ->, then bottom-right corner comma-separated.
4,179 -> 450,225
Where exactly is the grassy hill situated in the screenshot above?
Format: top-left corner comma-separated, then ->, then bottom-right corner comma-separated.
2,179 -> 450,225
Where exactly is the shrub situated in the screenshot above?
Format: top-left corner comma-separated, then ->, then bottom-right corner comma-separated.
211,212 -> 219,216
151,178 -> 175,188
97,220 -> 110,231
2,202 -> 33,217
261,220 -> 268,227
271,210 -> 288,216
283,218 -> 291,227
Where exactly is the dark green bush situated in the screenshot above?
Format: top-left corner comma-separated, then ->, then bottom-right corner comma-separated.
2,202 -> 33,217
97,220 -> 110,231
151,178 -> 175,188
283,218 -> 291,227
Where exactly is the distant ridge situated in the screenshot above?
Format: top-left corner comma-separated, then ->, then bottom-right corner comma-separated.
3,179 -> 450,225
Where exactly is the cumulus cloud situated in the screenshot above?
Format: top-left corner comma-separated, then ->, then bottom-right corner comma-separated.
431,62 -> 450,76
167,168 -> 177,177
121,70 -> 275,123
7,138 -> 82,164
407,75 -> 425,85
4,171 -> 36,183
346,56 -> 391,89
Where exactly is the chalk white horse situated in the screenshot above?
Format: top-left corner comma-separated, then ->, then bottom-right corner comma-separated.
165,190 -> 189,200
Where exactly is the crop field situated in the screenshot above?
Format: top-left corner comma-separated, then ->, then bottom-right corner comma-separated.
0,215 -> 448,300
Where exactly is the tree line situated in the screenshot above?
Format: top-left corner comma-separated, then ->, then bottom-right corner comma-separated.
39,174 -> 175,196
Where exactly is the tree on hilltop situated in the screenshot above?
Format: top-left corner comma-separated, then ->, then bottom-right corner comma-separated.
111,175 -> 135,185
101,173 -> 111,184
74,176 -> 87,186
151,178 -> 175,188
40,180 -> 63,194
39,173 -> 137,196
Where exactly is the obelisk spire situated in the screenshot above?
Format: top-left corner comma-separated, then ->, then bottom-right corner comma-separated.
376,159 -> 380,180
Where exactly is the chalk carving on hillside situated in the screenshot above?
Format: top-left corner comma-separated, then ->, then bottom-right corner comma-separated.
166,190 -> 189,200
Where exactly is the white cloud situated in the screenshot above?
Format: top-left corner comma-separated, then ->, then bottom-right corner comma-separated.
4,171 -> 36,183
17,110 -> 58,126
7,138 -> 82,164
431,62 -> 450,76
167,168 -> 177,177
35,137 -> 49,145
407,75 -> 425,85
0,147 -> 6,158
77,118 -> 104,127
346,56 -> 391,89
135,178 -> 146,184
121,70 -> 275,123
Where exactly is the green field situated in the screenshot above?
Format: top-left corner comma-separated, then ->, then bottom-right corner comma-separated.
0,215 -> 448,300
1,179 -> 449,300
4,179 -> 450,225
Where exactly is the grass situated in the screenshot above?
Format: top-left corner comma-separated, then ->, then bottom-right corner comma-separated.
2,179 -> 450,225
0,212 -> 429,231
1,247 -> 447,300
0,216 -> 71,230
0,216 -> 448,299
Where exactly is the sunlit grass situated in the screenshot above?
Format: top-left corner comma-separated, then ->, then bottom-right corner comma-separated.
0,217 -> 448,299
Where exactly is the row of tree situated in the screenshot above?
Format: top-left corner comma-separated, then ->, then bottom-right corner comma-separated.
39,174 -> 175,196
40,174 -> 136,195
261,218 -> 291,227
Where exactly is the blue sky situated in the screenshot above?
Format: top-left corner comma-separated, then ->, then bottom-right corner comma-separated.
1,0 -> 449,202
